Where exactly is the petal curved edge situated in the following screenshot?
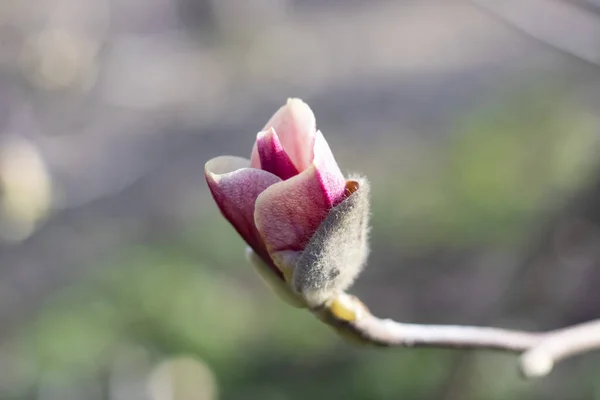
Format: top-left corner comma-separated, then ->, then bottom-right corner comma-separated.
256,128 -> 299,180
205,155 -> 251,176
254,154 -> 345,255
312,130 -> 346,208
205,155 -> 282,273
262,98 -> 316,172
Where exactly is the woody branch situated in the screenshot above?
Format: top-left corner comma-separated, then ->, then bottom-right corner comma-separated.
313,293 -> 600,379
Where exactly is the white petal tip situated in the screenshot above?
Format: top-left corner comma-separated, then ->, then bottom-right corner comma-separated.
205,156 -> 251,176
286,97 -> 305,105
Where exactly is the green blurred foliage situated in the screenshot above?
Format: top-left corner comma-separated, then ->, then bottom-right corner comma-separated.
373,85 -> 598,251
8,228 -> 464,399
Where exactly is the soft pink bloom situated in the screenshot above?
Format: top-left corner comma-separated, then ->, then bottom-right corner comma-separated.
205,99 -> 347,285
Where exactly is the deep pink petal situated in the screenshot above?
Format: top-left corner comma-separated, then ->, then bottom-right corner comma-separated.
205,156 -> 283,277
254,131 -> 346,254
256,128 -> 299,180
262,98 -> 316,172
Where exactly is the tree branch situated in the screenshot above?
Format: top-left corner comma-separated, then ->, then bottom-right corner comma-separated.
520,319 -> 600,378
312,293 -> 600,379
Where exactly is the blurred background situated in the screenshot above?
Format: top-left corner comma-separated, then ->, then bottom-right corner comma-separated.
0,0 -> 600,399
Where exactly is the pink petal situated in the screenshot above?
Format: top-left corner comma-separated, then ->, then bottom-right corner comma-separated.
205,156 -> 283,276
256,128 -> 299,180
312,130 -> 346,207
250,142 -> 261,169
253,131 -> 346,255
262,98 -> 316,172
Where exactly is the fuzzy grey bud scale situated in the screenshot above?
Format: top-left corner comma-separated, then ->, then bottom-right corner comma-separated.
293,177 -> 370,307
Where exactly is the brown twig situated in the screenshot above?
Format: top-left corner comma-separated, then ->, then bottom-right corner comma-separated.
312,293 -> 600,379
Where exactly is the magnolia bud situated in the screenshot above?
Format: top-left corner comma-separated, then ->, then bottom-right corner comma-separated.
205,98 -> 371,308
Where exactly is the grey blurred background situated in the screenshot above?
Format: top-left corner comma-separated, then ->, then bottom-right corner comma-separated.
1,0 -> 600,399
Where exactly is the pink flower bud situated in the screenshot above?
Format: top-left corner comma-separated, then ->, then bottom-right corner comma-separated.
205,99 -> 369,307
